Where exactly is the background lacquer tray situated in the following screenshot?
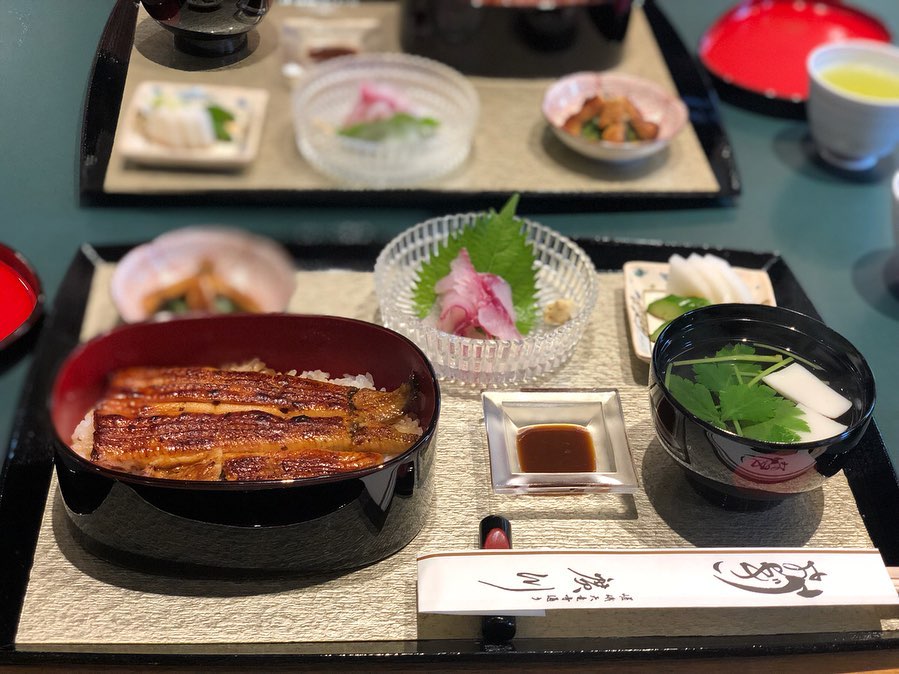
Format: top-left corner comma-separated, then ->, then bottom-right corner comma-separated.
79,0 -> 740,211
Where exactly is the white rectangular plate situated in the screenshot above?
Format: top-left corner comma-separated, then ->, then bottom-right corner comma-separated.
118,81 -> 269,170
622,259 -> 777,363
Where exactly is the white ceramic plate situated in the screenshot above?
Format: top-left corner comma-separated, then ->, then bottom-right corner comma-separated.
118,81 -> 268,170
542,72 -> 688,163
622,260 -> 777,363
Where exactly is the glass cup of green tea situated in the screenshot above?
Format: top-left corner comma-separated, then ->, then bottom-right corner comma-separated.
806,39 -> 899,171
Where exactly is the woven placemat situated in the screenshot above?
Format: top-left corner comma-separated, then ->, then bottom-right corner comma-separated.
102,2 -> 719,196
16,267 -> 897,646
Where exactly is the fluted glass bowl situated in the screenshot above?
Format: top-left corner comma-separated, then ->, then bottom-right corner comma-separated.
291,53 -> 478,187
374,213 -> 598,387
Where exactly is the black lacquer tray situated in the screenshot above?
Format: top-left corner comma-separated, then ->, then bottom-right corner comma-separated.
2,239 -> 899,667
79,0 -> 740,211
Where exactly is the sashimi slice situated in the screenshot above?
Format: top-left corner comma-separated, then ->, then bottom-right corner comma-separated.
795,403 -> 848,442
667,254 -> 714,300
763,362 -> 852,419
477,274 -> 520,340
435,248 -> 521,340
704,254 -> 753,303
343,82 -> 413,127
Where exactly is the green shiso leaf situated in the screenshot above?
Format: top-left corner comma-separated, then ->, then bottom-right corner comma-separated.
207,104 -> 235,142
741,397 -> 810,443
718,383 -> 780,424
338,112 -> 439,142
667,374 -> 723,428
667,342 -> 814,443
410,194 -> 538,335
692,362 -> 738,393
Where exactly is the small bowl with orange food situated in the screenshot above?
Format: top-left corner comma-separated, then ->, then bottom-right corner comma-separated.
111,227 -> 296,323
542,72 -> 688,163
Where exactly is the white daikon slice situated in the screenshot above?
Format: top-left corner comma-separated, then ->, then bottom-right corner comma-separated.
688,253 -> 730,303
667,254 -> 714,300
143,103 -> 215,149
795,403 -> 848,442
704,254 -> 753,303
763,362 -> 852,419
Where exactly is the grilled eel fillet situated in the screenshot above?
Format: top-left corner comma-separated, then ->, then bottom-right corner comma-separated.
75,366 -> 421,481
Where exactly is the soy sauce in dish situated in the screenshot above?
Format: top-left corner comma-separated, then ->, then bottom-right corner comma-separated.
308,46 -> 358,62
0,259 -> 37,342
516,424 -> 596,473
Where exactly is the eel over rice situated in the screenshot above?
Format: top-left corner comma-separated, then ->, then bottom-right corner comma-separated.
72,366 -> 422,481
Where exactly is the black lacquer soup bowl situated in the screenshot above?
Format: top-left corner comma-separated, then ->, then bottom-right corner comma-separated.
649,304 -> 875,509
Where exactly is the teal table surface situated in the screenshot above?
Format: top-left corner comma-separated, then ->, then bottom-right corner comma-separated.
1,0 -> 897,472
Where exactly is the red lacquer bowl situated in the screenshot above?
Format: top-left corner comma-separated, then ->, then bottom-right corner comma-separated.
0,242 -> 43,352
699,0 -> 891,116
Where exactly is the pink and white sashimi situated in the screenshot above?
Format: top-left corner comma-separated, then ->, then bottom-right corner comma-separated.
434,248 -> 522,340
342,82 -> 414,127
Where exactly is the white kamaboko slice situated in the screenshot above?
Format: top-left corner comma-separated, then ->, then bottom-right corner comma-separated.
687,253 -> 730,303
762,362 -> 852,419
795,403 -> 848,442
703,254 -> 753,303
143,104 -> 215,149
667,254 -> 715,301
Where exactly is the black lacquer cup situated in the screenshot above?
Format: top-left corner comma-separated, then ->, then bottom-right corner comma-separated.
140,0 -> 270,57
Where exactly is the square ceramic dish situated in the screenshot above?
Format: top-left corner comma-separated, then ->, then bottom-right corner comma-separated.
482,389 -> 637,495
623,259 -> 776,363
118,81 -> 269,170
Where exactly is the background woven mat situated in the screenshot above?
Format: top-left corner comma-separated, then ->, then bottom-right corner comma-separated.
16,267 -> 897,646
102,2 -> 719,196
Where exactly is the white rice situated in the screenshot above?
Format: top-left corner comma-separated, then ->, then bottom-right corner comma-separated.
298,369 -> 376,390
224,359 -> 377,390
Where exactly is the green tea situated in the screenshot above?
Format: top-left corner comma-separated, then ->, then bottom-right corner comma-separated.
820,63 -> 899,99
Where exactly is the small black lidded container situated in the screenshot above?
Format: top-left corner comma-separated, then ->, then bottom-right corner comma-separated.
140,0 -> 271,57
399,0 -> 633,78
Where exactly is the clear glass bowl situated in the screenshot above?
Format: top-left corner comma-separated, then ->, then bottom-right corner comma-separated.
291,53 -> 478,187
374,213 -> 598,388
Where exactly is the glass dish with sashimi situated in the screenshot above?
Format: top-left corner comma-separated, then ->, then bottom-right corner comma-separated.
374,195 -> 598,387
291,53 -> 478,187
